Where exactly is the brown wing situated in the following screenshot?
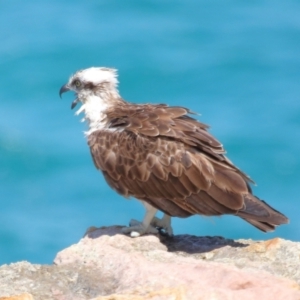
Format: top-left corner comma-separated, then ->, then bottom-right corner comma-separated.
88,104 -> 288,232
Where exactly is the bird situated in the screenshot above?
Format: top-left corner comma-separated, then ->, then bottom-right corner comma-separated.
60,67 -> 288,237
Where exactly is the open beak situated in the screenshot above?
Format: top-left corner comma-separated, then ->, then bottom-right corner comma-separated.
70,99 -> 79,109
59,84 -> 79,109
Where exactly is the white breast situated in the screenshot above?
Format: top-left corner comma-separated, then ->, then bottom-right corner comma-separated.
75,94 -> 110,134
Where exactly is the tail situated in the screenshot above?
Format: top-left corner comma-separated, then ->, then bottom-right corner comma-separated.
237,194 -> 289,232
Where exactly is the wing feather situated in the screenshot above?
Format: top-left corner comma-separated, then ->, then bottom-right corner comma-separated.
187,191 -> 235,215
87,103 -> 288,232
178,172 -> 200,194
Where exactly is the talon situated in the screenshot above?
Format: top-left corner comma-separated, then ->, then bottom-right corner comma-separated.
121,220 -> 158,237
158,227 -> 174,237
151,215 -> 173,237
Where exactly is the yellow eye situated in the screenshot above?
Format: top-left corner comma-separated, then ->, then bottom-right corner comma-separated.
74,79 -> 81,88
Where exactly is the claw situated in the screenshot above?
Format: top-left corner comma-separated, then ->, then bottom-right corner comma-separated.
121,219 -> 158,237
151,215 -> 173,237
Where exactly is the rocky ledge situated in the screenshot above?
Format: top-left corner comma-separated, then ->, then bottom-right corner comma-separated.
0,226 -> 299,300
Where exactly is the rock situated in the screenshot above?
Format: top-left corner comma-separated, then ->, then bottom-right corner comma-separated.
163,234 -> 300,284
0,294 -> 34,300
0,226 -> 300,300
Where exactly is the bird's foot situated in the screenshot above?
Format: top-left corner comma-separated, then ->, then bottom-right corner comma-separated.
121,219 -> 158,237
151,216 -> 174,237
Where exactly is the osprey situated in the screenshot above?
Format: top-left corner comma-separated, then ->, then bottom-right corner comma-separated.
60,67 -> 288,237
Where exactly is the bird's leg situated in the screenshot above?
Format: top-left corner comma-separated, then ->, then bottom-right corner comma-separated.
150,214 -> 173,236
121,201 -> 158,237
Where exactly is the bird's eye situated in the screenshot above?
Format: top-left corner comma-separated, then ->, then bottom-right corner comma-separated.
74,80 -> 81,88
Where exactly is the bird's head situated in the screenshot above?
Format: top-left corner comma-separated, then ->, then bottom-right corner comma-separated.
59,67 -> 119,110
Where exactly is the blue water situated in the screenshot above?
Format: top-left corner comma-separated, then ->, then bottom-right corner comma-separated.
1,0 -> 300,264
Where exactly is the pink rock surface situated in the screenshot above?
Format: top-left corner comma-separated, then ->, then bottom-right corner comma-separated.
54,226 -> 300,300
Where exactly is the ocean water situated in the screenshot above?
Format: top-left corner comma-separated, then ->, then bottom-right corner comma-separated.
1,0 -> 300,264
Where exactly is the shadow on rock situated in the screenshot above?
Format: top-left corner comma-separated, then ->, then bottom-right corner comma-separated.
161,234 -> 248,254
84,225 -> 247,254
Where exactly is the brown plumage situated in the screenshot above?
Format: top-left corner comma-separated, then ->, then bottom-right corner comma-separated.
60,67 -> 288,235
88,103 -> 288,232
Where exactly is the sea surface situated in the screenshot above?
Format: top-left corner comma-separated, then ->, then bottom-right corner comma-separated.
1,0 -> 300,264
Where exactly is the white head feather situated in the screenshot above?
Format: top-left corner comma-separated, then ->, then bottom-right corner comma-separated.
66,67 -> 121,134
75,67 -> 119,88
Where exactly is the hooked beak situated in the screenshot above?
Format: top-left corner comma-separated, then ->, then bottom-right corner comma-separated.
59,84 -> 70,98
59,84 -> 79,109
